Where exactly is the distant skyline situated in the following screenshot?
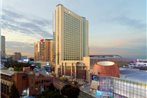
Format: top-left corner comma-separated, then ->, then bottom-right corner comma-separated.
1,0 -> 146,59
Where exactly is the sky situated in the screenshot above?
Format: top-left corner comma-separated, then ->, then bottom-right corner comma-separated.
1,0 -> 146,59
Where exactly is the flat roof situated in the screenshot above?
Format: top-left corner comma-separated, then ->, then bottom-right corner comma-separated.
97,61 -> 115,66
120,68 -> 147,84
0,69 -> 15,76
90,55 -> 121,57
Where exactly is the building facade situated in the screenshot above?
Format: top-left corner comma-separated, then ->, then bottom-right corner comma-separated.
0,69 -> 54,97
90,75 -> 147,98
34,39 -> 54,63
0,70 -> 28,98
28,72 -> 53,96
1,35 -> 5,58
54,4 -> 89,79
90,67 -> 147,98
13,52 -> 22,61
92,61 -> 120,77
113,77 -> 147,98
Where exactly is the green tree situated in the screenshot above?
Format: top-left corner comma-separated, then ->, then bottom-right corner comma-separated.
48,83 -> 55,91
37,83 -> 66,98
10,84 -> 20,98
61,84 -> 80,98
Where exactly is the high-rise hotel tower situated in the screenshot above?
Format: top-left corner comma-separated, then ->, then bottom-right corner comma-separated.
1,36 -> 5,58
54,4 -> 90,79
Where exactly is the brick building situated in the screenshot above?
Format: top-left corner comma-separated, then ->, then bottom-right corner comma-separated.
34,39 -> 54,63
0,70 -> 28,98
0,68 -> 54,97
28,72 -> 54,96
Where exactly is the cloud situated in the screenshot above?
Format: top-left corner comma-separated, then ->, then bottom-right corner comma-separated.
1,9 -> 54,57
6,41 -> 34,57
89,36 -> 146,59
1,29 -> 40,43
6,41 -> 33,48
111,37 -> 146,48
3,9 -> 23,19
113,16 -> 146,32
2,9 -> 53,38
90,46 -> 146,59
31,18 -> 52,27
6,48 -> 33,57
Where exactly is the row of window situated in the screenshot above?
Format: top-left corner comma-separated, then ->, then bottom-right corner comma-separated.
94,76 -> 147,98
1,83 -> 10,95
1,74 -> 12,81
113,80 -> 147,98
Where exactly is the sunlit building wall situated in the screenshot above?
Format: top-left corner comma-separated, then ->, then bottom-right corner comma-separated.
54,4 -> 89,78
34,39 -> 53,63
113,77 -> 147,98
13,52 -> 21,61
91,75 -> 147,98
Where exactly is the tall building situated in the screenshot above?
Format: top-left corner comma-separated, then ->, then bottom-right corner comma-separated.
34,39 -> 54,63
54,4 -> 89,79
1,36 -> 5,58
13,52 -> 21,61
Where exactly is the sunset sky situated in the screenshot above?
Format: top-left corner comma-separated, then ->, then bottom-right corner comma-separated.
1,0 -> 146,59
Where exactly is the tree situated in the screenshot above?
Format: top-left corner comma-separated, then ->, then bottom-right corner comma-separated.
49,91 -> 65,98
48,83 -> 55,91
61,84 -> 80,98
10,84 -> 20,98
59,77 -> 68,82
37,83 -> 66,98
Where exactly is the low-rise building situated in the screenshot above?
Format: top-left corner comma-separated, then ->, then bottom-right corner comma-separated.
0,68 -> 54,97
0,69 -> 28,98
90,55 -> 123,68
92,61 -> 120,77
89,68 -> 147,98
28,71 -> 54,96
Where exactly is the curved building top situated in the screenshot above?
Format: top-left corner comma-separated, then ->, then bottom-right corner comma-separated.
97,61 -> 115,66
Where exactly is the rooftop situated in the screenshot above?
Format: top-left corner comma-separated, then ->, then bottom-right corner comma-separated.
0,69 -> 16,76
90,55 -> 121,58
97,61 -> 115,66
